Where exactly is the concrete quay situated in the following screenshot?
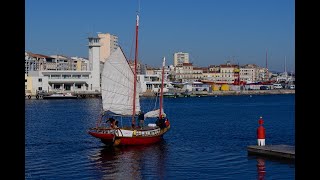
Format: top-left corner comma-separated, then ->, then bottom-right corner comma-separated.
247,144 -> 295,160
25,91 -> 101,100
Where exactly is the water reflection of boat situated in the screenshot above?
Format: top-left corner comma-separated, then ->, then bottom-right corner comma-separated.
89,141 -> 168,179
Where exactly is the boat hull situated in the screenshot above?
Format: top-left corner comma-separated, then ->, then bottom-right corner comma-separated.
88,126 -> 170,146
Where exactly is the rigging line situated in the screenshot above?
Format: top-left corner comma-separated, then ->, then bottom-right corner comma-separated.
154,94 -> 158,110
129,26 -> 135,63
129,2 -> 139,66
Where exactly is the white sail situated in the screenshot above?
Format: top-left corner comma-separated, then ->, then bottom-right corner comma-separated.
144,109 -> 166,118
101,47 -> 140,115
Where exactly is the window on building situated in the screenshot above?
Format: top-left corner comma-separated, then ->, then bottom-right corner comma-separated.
38,87 -> 42,90
38,78 -> 42,82
25,79 -> 27,82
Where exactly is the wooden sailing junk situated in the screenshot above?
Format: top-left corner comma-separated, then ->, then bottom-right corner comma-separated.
88,13 -> 170,146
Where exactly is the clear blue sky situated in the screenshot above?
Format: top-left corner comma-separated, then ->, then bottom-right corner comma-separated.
25,0 -> 295,72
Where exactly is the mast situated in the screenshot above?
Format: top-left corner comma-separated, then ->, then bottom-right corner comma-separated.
265,49 -> 268,81
284,56 -> 287,73
159,57 -> 166,118
132,13 -> 139,126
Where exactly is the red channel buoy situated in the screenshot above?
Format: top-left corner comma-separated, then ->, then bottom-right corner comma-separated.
257,116 -> 266,146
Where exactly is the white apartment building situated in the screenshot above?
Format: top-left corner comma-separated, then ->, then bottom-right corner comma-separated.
240,64 -> 257,83
173,52 -> 189,66
193,67 -> 204,80
153,66 -> 170,82
71,56 -> 89,71
256,67 -> 269,82
219,63 -> 238,84
202,69 -> 221,82
25,52 -> 50,74
138,74 -> 173,93
25,72 -> 49,95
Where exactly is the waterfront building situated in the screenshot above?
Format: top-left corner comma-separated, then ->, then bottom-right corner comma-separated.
174,63 -> 193,82
208,65 -> 220,72
25,70 -> 93,95
153,66 -> 171,82
49,55 -> 70,70
71,56 -> 89,71
145,66 -> 156,75
25,52 -> 54,74
25,71 -> 49,95
240,64 -> 257,83
98,33 -> 119,63
219,62 -> 238,84
182,81 -> 210,92
193,67 -> 204,80
24,36 -> 101,95
256,67 -> 269,82
137,74 -> 173,93
173,52 -> 189,66
202,68 -> 221,82
25,53 -> 89,72
128,60 -> 142,75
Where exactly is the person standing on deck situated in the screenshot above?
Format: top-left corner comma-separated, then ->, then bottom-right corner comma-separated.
138,111 -> 145,129
106,117 -> 116,129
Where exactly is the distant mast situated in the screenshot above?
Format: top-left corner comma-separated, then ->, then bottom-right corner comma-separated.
284,56 -> 287,73
132,13 -> 139,126
265,49 -> 268,81
159,57 -> 166,118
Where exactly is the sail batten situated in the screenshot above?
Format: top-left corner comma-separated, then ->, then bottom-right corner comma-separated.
101,47 -> 140,115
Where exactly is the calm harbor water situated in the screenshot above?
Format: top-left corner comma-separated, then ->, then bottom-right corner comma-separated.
25,94 -> 295,179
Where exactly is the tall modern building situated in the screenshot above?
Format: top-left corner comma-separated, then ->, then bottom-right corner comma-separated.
173,52 -> 189,66
98,33 -> 119,63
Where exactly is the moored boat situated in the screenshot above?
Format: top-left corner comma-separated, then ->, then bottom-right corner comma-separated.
42,92 -> 77,99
